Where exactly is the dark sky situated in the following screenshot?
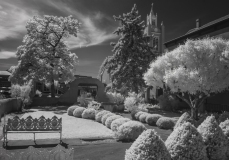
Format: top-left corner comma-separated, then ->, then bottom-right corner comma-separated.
0,0 -> 229,78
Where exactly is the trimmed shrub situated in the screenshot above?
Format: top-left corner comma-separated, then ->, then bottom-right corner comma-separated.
174,112 -> 197,129
130,105 -> 139,120
105,115 -> 123,128
116,121 -> 146,141
67,105 -> 80,116
218,111 -> 229,123
73,107 -> 86,118
95,110 -> 111,123
101,113 -> 115,125
197,115 -> 227,160
146,114 -> 162,126
165,122 -> 207,160
139,113 -> 149,123
82,108 -> 96,120
135,111 -> 146,120
111,118 -> 131,132
219,119 -> 229,159
125,129 -> 171,160
156,117 -> 176,130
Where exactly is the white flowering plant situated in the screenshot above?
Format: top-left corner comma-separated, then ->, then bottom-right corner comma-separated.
106,92 -> 125,104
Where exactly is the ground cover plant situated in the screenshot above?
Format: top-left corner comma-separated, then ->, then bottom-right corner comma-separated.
67,105 -> 79,116
101,113 -> 115,125
138,112 -> 149,123
73,107 -> 86,118
105,115 -> 123,129
111,118 -> 131,132
82,108 -> 96,120
125,129 -> 171,160
156,117 -> 176,130
146,114 -> 162,126
95,110 -> 111,123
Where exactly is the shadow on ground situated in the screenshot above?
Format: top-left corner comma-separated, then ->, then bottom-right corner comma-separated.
31,105 -> 69,115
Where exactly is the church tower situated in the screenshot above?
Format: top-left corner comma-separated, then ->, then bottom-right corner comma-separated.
144,3 -> 165,54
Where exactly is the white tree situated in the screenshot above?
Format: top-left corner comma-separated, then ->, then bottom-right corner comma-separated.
10,15 -> 80,97
144,38 -> 229,120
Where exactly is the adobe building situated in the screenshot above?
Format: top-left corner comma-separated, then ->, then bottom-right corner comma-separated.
163,14 -> 229,112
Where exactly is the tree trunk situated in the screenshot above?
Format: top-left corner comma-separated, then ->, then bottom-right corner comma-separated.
191,107 -> 198,120
51,79 -> 55,98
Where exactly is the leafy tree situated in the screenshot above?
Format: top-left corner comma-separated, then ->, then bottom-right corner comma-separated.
144,38 -> 229,120
100,4 -> 156,93
9,15 -> 80,97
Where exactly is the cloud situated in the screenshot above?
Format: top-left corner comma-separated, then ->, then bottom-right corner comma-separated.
0,50 -> 16,59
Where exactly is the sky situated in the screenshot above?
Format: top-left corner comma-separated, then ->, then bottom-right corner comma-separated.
0,0 -> 229,79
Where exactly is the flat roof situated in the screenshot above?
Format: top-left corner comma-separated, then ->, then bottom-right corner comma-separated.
0,71 -> 11,76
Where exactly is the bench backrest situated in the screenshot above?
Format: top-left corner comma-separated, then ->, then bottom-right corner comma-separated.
0,144 -> 74,160
5,115 -> 62,131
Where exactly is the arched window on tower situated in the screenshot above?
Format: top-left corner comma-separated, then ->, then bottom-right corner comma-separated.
153,37 -> 159,51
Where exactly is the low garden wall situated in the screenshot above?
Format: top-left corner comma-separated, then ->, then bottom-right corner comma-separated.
30,97 -> 59,106
0,98 -> 22,119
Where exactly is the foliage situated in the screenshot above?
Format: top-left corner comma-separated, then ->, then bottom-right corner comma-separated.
156,117 -> 176,130
218,111 -> 229,124
82,108 -> 96,120
124,92 -> 144,112
146,114 -> 162,126
77,92 -> 90,107
111,118 -> 131,132
88,101 -> 101,110
95,110 -> 111,123
174,112 -> 197,129
67,105 -> 79,116
106,92 -> 125,104
101,113 -> 115,125
104,4 -> 156,93
165,122 -> 208,160
219,119 -> 229,159
130,105 -> 139,120
135,111 -> 146,120
116,121 -> 146,141
144,38 -> 229,120
10,82 -> 33,107
125,129 -> 171,160
9,15 -> 80,98
197,115 -> 227,160
35,90 -> 42,97
105,115 -> 122,129
139,113 -> 149,123
73,107 -> 86,118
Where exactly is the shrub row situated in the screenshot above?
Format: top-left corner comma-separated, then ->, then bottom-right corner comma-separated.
134,111 -> 177,130
125,115 -> 229,160
67,105 -> 146,141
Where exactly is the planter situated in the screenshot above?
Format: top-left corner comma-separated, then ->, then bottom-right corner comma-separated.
101,102 -> 117,112
115,103 -> 125,112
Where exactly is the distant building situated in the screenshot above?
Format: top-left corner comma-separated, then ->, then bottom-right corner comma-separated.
0,71 -> 11,97
144,3 -> 165,54
164,14 -> 229,51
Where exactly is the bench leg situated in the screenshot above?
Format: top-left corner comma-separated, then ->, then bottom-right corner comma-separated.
33,133 -> 36,145
60,131 -> 62,144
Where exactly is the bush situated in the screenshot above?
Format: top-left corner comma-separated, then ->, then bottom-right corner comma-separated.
156,117 -> 176,130
137,103 -> 149,112
165,122 -> 207,160
105,115 -> 123,128
174,112 -> 197,129
125,129 -> 171,160
82,108 -> 96,120
35,90 -> 42,97
116,121 -> 146,141
101,113 -> 115,125
219,119 -> 229,159
111,118 -> 131,132
197,115 -> 228,160
218,111 -> 229,123
73,107 -> 86,118
106,92 -> 125,104
135,111 -> 146,120
130,105 -> 139,120
124,92 -> 144,112
67,105 -> 80,116
88,101 -> 101,110
95,110 -> 111,123
139,113 -> 149,123
146,114 -> 162,126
